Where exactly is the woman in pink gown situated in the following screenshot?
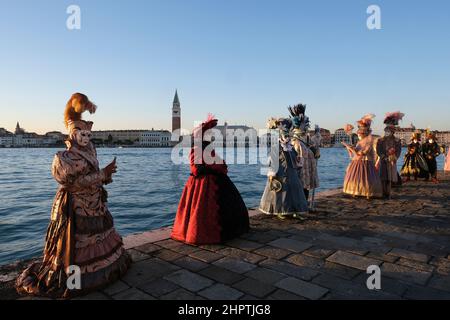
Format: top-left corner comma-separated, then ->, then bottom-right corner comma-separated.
445,148 -> 450,172
343,114 -> 383,199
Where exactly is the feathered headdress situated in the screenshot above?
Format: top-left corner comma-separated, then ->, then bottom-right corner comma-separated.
193,113 -> 218,139
288,104 -> 306,118
278,118 -> 292,133
266,117 -> 279,130
411,131 -> 422,141
384,111 -> 405,126
425,128 -> 437,141
356,114 -> 375,135
344,124 -> 354,135
357,114 -> 375,128
288,103 -> 310,132
64,93 -> 97,128
64,93 -> 97,132
314,124 -> 321,135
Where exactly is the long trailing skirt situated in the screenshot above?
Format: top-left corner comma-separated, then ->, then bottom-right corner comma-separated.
259,166 -> 309,216
400,153 -> 429,178
343,159 -> 383,198
171,173 -> 250,245
299,144 -> 319,190
15,188 -> 131,299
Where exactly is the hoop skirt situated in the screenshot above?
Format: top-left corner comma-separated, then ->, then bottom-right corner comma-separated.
343,136 -> 383,198
16,145 -> 131,299
259,147 -> 309,216
171,147 -> 250,245
400,142 -> 429,178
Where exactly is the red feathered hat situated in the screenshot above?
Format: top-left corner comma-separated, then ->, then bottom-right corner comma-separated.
193,113 -> 218,139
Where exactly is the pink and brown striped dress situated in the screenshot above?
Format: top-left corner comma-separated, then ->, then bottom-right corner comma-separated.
16,143 -> 130,298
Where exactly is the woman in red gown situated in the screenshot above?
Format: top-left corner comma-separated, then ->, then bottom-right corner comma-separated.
171,115 -> 250,244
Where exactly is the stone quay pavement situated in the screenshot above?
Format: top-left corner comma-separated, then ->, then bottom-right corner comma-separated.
1,171 -> 449,300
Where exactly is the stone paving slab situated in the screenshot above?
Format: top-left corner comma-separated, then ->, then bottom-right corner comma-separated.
198,283 -> 244,300
164,270 -> 214,292
232,277 -> 277,298
387,248 -> 430,263
326,251 -> 382,271
212,257 -> 257,274
2,172 -> 449,300
275,277 -> 329,300
381,263 -> 433,286
198,266 -> 245,285
267,238 -> 312,253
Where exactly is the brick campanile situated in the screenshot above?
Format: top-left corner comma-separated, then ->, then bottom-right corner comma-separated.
172,90 -> 181,133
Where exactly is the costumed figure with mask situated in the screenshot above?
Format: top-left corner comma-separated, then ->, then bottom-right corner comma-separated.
401,132 -> 429,181
171,114 -> 249,244
16,93 -> 131,299
422,130 -> 441,183
445,146 -> 450,172
309,125 -> 322,210
310,125 -> 322,160
287,104 -> 319,205
259,117 -> 308,219
375,111 -> 404,198
342,114 -> 382,199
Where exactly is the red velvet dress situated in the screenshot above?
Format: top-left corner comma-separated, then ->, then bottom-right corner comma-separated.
171,147 -> 250,244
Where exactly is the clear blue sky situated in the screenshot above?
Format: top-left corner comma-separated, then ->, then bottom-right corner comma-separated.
0,0 -> 449,134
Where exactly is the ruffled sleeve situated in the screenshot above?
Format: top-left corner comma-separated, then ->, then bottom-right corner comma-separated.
52,151 -> 105,189
266,146 -> 280,177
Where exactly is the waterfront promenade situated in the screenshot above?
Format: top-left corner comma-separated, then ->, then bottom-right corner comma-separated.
1,171 -> 449,300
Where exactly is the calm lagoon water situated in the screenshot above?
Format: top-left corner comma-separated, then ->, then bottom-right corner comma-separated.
0,147 -> 445,265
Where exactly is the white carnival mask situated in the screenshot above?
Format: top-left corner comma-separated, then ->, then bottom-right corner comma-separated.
76,129 -> 92,147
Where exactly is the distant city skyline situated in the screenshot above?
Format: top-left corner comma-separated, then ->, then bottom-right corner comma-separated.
1,1 -> 449,135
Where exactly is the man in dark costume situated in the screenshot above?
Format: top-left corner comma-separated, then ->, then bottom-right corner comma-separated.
422,131 -> 441,183
376,112 -> 404,198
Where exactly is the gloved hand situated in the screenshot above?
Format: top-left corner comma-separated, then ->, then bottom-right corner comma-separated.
103,157 -> 117,183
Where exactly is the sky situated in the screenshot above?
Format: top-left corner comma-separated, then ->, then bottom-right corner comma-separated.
0,0 -> 449,135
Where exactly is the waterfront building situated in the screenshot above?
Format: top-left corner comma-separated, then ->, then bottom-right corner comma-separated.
92,129 -> 172,147
434,131 -> 450,145
140,130 -> 172,147
394,126 -> 450,146
92,130 -> 142,144
0,128 -> 14,147
213,122 -> 258,147
308,128 -> 332,147
333,128 -> 352,146
45,131 -> 67,143
395,126 -> 422,146
15,122 -> 25,135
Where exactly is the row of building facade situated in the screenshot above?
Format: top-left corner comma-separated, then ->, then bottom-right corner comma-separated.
332,126 -> 450,146
4,123 -> 449,148
0,123 -> 173,148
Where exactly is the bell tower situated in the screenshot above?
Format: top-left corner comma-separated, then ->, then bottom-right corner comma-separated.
172,90 -> 181,133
